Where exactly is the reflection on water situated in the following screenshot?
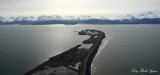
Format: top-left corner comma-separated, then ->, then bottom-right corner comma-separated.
0,25 -> 160,75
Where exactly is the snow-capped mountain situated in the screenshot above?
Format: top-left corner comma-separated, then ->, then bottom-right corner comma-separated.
0,16 -> 15,22
0,16 -> 5,22
63,16 -> 77,20
123,15 -> 136,20
94,16 -> 109,20
77,16 -> 93,20
117,11 -> 160,21
121,11 -> 160,20
36,15 -> 62,21
5,17 -> 15,22
0,15 -> 97,22
14,16 -> 36,21
63,16 -> 103,20
0,11 -> 160,25
136,11 -> 159,19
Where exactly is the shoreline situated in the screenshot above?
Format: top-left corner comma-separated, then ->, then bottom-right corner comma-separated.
24,29 -> 106,75
80,30 -> 106,75
91,36 -> 112,75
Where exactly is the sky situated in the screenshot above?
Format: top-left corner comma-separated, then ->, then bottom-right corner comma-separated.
0,0 -> 160,17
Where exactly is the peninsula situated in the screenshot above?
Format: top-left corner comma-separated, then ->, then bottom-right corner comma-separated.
24,29 -> 106,75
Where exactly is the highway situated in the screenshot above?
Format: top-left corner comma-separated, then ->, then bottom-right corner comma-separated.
81,30 -> 105,75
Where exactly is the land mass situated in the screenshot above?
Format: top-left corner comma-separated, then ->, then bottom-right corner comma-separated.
1,18 -> 160,25
24,29 -> 105,75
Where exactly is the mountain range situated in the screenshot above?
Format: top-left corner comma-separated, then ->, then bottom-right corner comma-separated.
0,11 -> 160,25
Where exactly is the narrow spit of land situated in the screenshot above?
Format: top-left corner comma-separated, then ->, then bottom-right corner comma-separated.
24,29 -> 106,75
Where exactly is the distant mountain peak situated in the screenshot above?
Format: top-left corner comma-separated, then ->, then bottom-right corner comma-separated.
77,15 -> 93,20
0,11 -> 160,24
123,15 -> 136,20
119,11 -> 160,21
14,16 -> 37,21
63,16 -> 76,20
36,15 -> 62,21
138,11 -> 159,19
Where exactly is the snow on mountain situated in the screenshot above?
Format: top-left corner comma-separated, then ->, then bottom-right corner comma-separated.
0,16 -> 5,22
123,15 -> 136,20
36,15 -> 62,21
63,16 -> 77,20
0,15 -> 98,22
1,11 -> 160,23
14,16 -> 37,21
77,16 -> 93,20
136,11 -> 159,19
63,16 -> 105,20
0,16 -> 15,22
95,16 -> 109,20
119,11 -> 160,21
4,17 -> 16,22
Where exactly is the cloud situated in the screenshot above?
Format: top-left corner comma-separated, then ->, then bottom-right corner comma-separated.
0,0 -> 160,17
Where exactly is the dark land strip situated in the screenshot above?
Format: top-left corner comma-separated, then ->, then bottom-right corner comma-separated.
24,29 -> 106,75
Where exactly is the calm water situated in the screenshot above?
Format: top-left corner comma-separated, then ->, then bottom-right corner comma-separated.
0,25 -> 160,75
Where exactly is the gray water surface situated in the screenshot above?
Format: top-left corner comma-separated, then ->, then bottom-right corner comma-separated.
0,25 -> 160,75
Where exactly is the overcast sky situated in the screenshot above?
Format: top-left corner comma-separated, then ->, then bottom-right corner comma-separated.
0,0 -> 160,17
